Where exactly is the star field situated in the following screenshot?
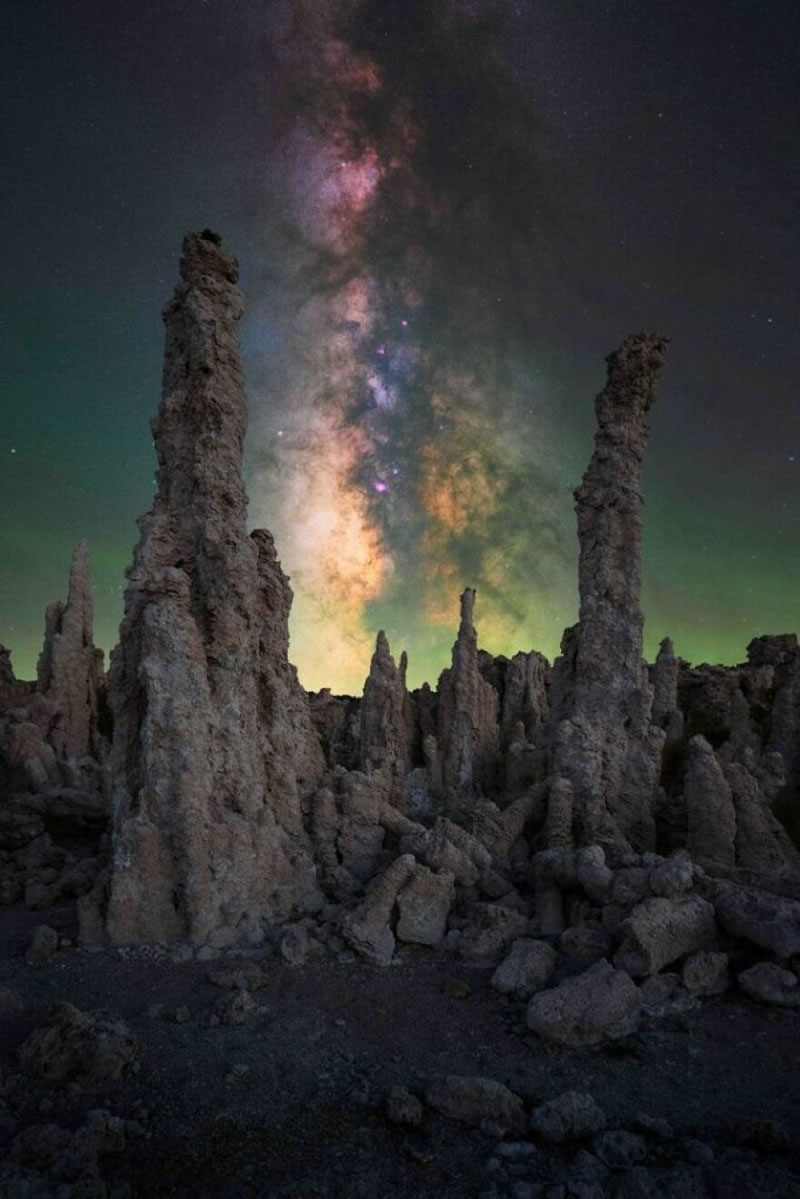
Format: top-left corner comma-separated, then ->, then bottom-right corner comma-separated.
2,0 -> 799,694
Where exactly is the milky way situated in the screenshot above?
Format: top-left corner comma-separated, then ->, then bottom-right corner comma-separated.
247,0 -> 575,692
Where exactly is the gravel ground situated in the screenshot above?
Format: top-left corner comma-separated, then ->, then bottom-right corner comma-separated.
1,902 -> 800,1197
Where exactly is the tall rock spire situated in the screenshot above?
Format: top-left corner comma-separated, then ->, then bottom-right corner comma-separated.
549,334 -> 670,851
36,540 -> 102,759
105,231 -> 324,947
436,588 -> 499,811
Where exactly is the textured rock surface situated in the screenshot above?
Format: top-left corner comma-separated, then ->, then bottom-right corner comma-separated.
105,232 -> 324,947
738,961 -> 800,1007
715,885 -> 800,959
359,631 -> 410,785
424,1075 -> 526,1134
395,863 -> 455,946
36,541 -> 103,759
436,589 -> 499,810
530,1091 -> 606,1143
18,1002 -> 138,1082
684,736 -> 737,866
341,853 -> 416,965
614,894 -> 717,977
526,959 -> 642,1046
490,938 -> 558,997
549,335 -> 670,852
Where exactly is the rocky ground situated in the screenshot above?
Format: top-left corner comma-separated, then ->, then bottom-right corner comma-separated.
2,902 -> 800,1198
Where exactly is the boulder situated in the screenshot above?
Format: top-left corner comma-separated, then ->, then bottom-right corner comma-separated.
681,950 -> 729,997
530,1091 -> 606,1143
560,924 -> 611,969
490,938 -> 558,998
715,885 -> 800,959
738,962 -> 800,1008
18,1003 -> 138,1083
459,903 -> 529,966
25,924 -> 59,966
424,1075 -> 526,1135
614,895 -> 717,978
526,959 -> 641,1047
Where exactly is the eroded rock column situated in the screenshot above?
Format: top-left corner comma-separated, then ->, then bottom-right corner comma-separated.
105,231 -> 324,947
549,334 -> 670,852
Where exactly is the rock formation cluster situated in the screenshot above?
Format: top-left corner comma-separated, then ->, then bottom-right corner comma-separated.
2,232 -> 800,1035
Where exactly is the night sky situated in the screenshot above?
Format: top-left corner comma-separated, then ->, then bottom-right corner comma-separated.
2,0 -> 799,694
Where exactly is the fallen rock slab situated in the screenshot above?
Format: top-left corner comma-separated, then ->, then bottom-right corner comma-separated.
614,894 -> 717,977
526,959 -> 641,1047
342,853 -> 416,966
424,1075 -> 526,1135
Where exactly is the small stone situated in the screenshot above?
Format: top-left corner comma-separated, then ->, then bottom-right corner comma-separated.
174,1006 -> 191,1024
530,1091 -> 606,1143
25,925 -> 59,966
425,1075 -> 526,1135
385,1085 -> 424,1127
683,1139 -> 714,1164
169,943 -> 194,964
634,1113 -> 674,1139
443,978 -> 472,1000
496,1141 -> 539,1160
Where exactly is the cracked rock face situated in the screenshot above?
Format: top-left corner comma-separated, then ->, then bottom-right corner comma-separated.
549,335 -> 670,853
104,232 -> 324,948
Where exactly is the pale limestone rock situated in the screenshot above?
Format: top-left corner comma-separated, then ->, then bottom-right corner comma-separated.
341,853 -> 416,966
490,938 -> 557,997
613,895 -> 717,977
36,541 -> 103,760
436,589 -> 499,810
681,950 -> 729,996
684,736 -> 737,867
715,885 -> 800,959
549,335 -> 670,853
424,1075 -> 526,1134
396,864 -> 454,946
105,232 -> 324,947
359,631 -> 410,785
526,959 -> 641,1047
738,961 -> 800,1007
530,1091 -> 606,1143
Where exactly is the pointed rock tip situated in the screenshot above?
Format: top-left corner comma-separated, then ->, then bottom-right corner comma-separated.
179,230 -> 239,286
459,588 -> 476,628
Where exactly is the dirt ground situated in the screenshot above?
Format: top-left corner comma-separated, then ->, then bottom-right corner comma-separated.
1,900 -> 800,1198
